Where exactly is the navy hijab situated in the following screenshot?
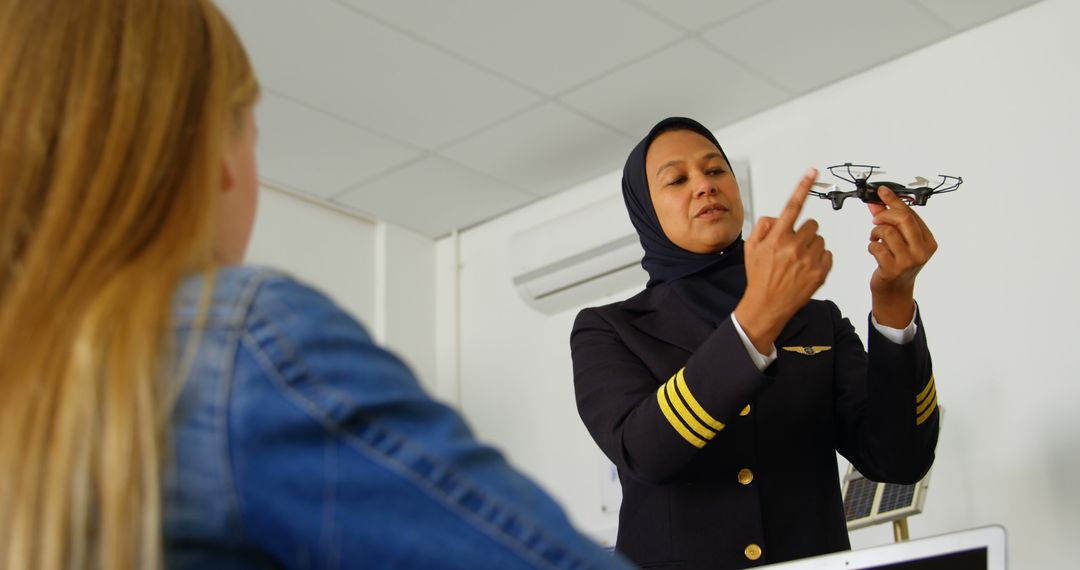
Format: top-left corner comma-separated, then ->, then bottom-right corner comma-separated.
622,117 -> 746,325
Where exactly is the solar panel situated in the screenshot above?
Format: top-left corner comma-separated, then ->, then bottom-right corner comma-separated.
842,407 -> 941,535
879,482 -> 918,514
845,475 -> 878,521
842,464 -> 931,531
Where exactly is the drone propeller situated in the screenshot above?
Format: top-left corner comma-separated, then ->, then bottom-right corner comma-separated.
908,176 -> 932,187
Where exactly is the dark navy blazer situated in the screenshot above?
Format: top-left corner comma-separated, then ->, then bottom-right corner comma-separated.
571,283 -> 939,570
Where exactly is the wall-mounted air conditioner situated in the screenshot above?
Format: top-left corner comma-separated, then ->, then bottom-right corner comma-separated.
509,192 -> 646,314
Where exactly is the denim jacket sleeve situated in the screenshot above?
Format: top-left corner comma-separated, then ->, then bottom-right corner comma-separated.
227,274 -> 630,570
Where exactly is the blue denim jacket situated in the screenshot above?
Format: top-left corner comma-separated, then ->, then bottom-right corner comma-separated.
164,266 -> 630,570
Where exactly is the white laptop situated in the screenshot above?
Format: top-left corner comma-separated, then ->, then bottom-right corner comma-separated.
761,525 -> 1006,569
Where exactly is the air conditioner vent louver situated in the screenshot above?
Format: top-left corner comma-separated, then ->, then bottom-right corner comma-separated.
509,193 -> 645,314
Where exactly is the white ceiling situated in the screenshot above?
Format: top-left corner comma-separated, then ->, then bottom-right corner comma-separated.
218,0 -> 1041,238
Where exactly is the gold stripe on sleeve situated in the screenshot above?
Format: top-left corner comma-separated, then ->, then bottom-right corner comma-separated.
657,386 -> 706,448
916,384 -> 937,416
665,380 -> 716,441
916,375 -> 936,404
674,369 -> 725,432
916,392 -> 937,426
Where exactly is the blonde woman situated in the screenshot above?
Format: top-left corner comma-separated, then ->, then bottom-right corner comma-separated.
0,1 -> 632,568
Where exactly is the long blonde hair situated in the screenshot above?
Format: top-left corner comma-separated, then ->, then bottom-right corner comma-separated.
0,0 -> 259,567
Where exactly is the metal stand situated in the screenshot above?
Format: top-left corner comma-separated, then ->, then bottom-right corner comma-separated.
892,518 -> 910,542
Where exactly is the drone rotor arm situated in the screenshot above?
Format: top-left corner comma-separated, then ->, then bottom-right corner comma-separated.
810,181 -> 838,199
830,189 -> 862,210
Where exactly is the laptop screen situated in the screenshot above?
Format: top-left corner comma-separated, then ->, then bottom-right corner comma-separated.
868,546 -> 987,570
761,526 -> 1006,570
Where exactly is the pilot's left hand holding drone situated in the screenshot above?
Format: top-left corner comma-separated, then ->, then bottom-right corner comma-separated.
865,186 -> 938,329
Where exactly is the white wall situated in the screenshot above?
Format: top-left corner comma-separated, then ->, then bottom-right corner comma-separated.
439,173 -> 633,544
247,186 -> 438,392
434,234 -> 463,406
438,0 -> 1080,565
247,185 -> 378,324
379,223 -> 437,389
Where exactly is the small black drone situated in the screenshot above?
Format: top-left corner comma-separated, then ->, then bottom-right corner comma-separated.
810,163 -> 962,210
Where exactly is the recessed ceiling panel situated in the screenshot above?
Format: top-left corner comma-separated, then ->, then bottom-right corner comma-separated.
912,0 -> 1043,30
628,0 -> 770,31
341,0 -> 683,95
701,0 -> 951,94
561,39 -> 790,139
217,0 -> 540,149
441,104 -> 633,197
255,91 -> 421,198
333,157 -> 536,237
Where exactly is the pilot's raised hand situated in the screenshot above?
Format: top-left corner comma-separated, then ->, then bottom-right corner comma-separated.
866,186 -> 938,327
735,169 -> 833,354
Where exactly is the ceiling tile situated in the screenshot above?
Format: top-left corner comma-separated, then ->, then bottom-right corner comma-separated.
440,104 -> 633,197
629,0 -> 770,31
911,0 -> 1043,30
217,0 -> 539,149
255,91 -> 421,198
333,157 -> 536,237
219,0 -> 1040,239
560,39 -> 790,138
701,0 -> 951,94
340,0 -> 683,95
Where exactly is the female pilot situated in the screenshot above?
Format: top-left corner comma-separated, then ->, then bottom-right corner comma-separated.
571,117 -> 940,569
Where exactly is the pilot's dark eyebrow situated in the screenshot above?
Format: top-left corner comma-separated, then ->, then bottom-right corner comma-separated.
656,152 -> 725,177
655,160 -> 684,177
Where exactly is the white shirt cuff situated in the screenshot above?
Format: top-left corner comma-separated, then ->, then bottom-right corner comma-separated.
730,313 -> 777,373
870,303 -> 919,345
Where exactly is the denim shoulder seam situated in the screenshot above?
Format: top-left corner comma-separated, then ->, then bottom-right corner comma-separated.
215,314 -> 252,544
173,267 -> 286,330
226,269 -> 285,326
211,270 -> 283,545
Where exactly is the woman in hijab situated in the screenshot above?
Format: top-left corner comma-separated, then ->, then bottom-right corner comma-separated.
570,117 -> 940,570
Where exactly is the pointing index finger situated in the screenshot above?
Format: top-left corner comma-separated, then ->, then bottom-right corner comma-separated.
776,168 -> 818,232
